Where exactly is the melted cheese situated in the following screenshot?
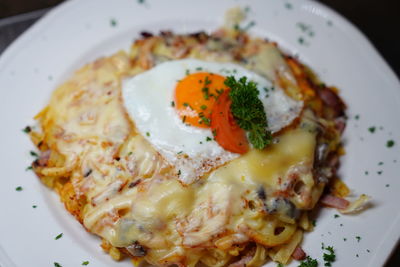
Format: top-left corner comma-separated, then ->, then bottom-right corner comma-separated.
82,119 -> 317,256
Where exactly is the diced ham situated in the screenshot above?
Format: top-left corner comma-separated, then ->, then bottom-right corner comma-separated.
320,194 -> 350,209
292,246 -> 306,261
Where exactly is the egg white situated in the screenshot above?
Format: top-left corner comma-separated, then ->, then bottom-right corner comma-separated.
122,59 -> 302,184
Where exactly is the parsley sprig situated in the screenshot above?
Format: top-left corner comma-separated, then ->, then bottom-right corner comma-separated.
323,246 -> 336,266
298,256 -> 318,267
225,76 -> 272,149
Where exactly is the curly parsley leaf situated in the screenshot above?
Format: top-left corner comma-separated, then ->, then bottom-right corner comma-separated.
298,256 -> 318,267
323,246 -> 336,266
225,76 -> 272,149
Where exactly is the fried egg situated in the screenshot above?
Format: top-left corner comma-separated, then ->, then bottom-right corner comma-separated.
122,59 -> 302,184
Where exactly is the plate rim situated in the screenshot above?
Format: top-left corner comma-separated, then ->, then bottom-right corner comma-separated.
0,0 -> 399,266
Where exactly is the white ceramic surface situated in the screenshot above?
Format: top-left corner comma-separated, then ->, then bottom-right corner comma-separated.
0,0 -> 399,266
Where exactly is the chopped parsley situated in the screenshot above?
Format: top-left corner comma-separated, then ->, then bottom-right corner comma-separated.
15,186 -> 23,191
171,101 -> 175,107
183,102 -> 193,110
323,246 -> 336,266
26,166 -> 33,171
202,87 -> 210,100
386,140 -> 395,148
200,105 -> 207,110
354,114 -> 360,120
355,236 -> 361,242
54,263 -> 62,267
285,2 -> 293,9
198,114 -> 211,126
298,256 -> 318,267
378,161 -> 384,165
177,170 -> 181,176
82,261 -> 89,266
334,214 -> 340,218
32,205 -> 37,208
110,18 -> 117,27
312,220 -> 316,227
195,67 -> 203,71
177,151 -> 183,155
22,126 -> 31,134
216,88 -> 224,96
386,184 -> 390,187
55,233 -> 63,240
225,76 -> 272,149
30,151 -> 38,157
277,263 -> 284,267
368,126 -> 376,133
206,136 -> 212,142
343,238 -> 347,241
364,171 -> 369,175
146,132 -> 150,137
377,171 -> 382,175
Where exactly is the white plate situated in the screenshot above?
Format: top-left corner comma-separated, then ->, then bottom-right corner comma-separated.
0,0 -> 399,266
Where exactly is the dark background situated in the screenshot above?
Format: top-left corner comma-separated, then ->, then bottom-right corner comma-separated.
0,0 -> 399,266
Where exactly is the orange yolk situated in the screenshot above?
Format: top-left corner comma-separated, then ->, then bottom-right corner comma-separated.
175,72 -> 229,128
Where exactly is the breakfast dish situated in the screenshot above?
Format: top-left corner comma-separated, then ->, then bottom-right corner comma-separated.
26,7 -> 369,267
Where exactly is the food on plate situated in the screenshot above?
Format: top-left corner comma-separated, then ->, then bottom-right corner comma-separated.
27,7 -> 367,267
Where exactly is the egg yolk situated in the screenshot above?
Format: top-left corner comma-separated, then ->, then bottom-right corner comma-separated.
175,72 -> 229,128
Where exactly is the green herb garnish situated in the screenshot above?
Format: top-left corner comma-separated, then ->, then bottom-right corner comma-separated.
298,256 -> 318,267
22,126 -> 31,134
323,246 -> 336,266
15,186 -> 23,191
110,18 -> 117,27
30,151 -> 38,157
225,76 -> 271,149
55,233 -> 63,240
386,140 -> 395,148
285,3 -> 293,9
82,261 -> 89,266
54,263 -> 62,267
198,113 -> 211,126
368,126 -> 376,133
